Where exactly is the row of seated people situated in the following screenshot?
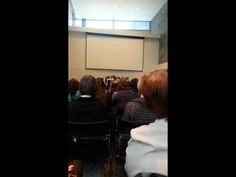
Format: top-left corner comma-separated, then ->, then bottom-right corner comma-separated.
68,75 -> 156,124
68,70 -> 167,177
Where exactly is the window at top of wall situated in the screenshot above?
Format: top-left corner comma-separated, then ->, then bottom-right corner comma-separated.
134,21 -> 150,30
75,19 -> 82,27
114,21 -> 135,30
69,19 -> 150,31
69,18 -> 73,26
86,20 -> 113,29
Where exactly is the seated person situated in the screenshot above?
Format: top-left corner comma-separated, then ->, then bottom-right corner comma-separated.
96,77 -> 107,104
112,78 -> 139,116
69,75 -> 108,122
125,70 -> 168,177
68,78 -> 80,102
122,74 -> 157,124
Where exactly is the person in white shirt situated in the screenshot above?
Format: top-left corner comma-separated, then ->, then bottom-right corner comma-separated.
125,69 -> 168,177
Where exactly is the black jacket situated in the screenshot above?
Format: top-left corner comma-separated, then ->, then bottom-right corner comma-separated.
69,97 -> 108,122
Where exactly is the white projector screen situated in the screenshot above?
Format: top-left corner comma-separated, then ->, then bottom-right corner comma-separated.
86,33 -> 144,71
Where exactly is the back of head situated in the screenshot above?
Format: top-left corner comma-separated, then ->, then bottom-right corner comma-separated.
129,78 -> 138,92
137,74 -> 148,96
96,77 -> 106,89
68,78 -> 79,96
96,77 -> 107,103
117,79 -> 127,91
79,75 -> 96,97
142,69 -> 168,119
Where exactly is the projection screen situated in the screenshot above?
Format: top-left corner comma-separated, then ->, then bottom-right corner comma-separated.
86,33 -> 144,71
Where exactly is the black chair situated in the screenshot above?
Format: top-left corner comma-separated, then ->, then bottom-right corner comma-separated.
150,173 -> 167,177
135,173 -> 167,177
68,119 -> 112,176
110,107 -> 124,156
111,107 -> 124,133
118,119 -> 150,158
114,119 -> 150,175
119,119 -> 149,134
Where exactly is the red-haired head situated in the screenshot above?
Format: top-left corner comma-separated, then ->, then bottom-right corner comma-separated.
142,69 -> 168,119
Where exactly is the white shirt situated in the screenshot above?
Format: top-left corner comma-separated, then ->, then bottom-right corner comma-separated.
125,119 -> 168,177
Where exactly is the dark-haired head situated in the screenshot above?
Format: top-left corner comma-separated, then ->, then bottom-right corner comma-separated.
79,75 -> 96,97
129,78 -> 138,92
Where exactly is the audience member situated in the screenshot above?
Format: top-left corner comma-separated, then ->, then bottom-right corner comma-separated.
125,70 -> 168,177
112,78 -> 139,115
68,75 -> 108,122
96,77 -> 107,103
68,78 -> 80,102
122,74 -> 157,123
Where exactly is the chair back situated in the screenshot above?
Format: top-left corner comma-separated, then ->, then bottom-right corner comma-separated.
134,173 -> 167,177
68,119 -> 111,160
68,119 -> 110,137
119,119 -> 149,135
150,173 -> 167,177
114,120 -> 149,168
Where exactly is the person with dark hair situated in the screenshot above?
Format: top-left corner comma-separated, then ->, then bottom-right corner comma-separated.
68,78 -> 80,102
112,78 -> 139,116
69,75 -> 108,122
128,78 -> 139,92
79,75 -> 96,97
125,70 -> 168,177
121,75 -> 157,123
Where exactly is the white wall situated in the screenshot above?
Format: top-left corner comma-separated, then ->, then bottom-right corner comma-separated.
69,29 -> 167,80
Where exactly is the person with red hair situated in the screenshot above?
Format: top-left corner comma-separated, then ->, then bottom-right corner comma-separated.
68,78 -> 80,102
125,69 -> 168,177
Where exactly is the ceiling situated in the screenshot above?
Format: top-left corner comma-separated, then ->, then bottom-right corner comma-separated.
69,0 -> 167,21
